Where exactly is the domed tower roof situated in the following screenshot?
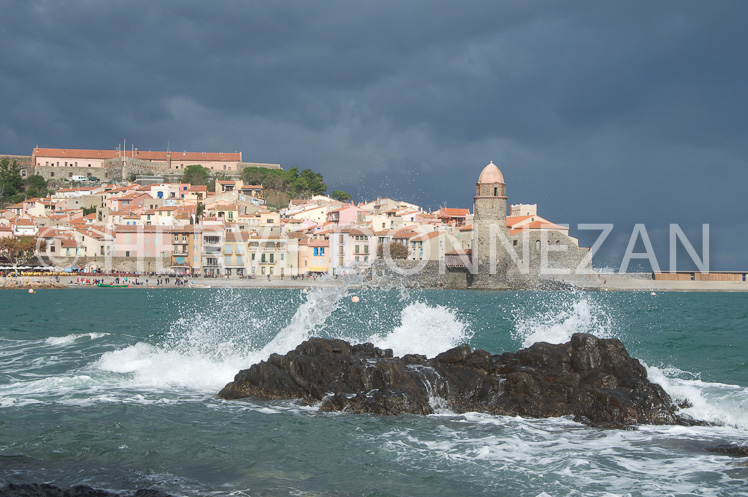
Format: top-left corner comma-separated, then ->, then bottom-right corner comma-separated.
477,161 -> 504,184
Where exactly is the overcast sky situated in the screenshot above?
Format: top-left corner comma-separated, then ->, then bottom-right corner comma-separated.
1,1 -> 746,269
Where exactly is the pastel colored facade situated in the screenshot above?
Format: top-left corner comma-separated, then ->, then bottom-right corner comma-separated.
31,147 -> 282,182
290,205 -> 330,225
113,226 -> 172,259
222,231 -> 250,277
298,239 -> 329,274
327,205 -> 364,226
245,236 -> 299,278
170,226 -> 202,275
33,148 -> 243,171
329,228 -> 377,274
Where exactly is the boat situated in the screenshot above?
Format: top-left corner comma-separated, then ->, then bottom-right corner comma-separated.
97,283 -> 129,288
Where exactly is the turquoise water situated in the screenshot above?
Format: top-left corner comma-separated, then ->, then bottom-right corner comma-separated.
0,286 -> 746,496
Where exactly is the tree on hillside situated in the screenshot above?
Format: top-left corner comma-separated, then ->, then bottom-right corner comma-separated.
242,167 -> 265,186
25,175 -> 49,199
299,169 -> 326,195
0,158 -> 24,201
182,165 -> 211,186
331,190 -> 352,201
0,236 -> 45,275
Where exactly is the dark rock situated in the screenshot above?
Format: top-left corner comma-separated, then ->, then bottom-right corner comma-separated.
218,333 -> 701,429
708,444 -> 748,457
0,484 -> 174,497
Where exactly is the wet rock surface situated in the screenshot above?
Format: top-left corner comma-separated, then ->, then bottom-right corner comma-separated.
0,484 -> 173,497
218,333 -> 701,429
708,444 -> 748,457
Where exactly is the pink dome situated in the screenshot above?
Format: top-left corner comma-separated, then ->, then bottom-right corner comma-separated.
477,161 -> 504,184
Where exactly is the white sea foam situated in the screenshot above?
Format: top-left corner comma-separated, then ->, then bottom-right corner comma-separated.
647,364 -> 748,429
96,342 -> 252,392
372,302 -> 471,358
93,280 -> 472,396
511,292 -> 614,348
45,332 -> 109,346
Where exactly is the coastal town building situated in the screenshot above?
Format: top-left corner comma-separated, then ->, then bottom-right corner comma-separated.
29,147 -> 282,182
1,146 -> 598,286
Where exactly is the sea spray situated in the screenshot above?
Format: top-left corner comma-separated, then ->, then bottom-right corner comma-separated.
510,291 -> 615,348
94,277 -> 475,394
372,302 -> 472,358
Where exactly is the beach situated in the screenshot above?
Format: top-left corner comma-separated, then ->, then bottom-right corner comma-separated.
3,272 -> 748,292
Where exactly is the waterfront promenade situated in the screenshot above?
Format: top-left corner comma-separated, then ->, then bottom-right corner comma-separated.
2,273 -> 748,291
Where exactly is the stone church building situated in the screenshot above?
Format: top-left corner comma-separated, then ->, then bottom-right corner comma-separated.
447,161 -> 591,289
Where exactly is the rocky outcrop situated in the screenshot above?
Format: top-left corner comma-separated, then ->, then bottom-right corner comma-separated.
0,483 -> 173,497
708,444 -> 748,457
219,333 -> 700,429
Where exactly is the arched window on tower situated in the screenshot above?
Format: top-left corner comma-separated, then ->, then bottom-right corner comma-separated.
493,187 -> 497,196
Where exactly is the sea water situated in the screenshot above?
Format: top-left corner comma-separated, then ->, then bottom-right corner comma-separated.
0,286 -> 746,496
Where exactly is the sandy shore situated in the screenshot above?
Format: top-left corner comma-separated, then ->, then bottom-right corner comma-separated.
0,275 -> 340,290
3,273 -> 747,292
547,273 -> 748,292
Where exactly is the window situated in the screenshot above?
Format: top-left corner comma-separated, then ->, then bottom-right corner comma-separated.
225,245 -> 232,255
51,172 -> 54,177
269,254 -> 274,263
281,253 -> 284,261
355,245 -> 359,253
252,253 -> 255,261
261,254 -> 266,263
513,240 -> 517,246
125,251 -> 131,257
364,245 -> 369,254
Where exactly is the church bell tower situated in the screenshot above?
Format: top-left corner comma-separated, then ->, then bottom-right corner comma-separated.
472,161 -> 508,279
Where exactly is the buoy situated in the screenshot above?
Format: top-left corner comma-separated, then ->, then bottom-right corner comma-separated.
351,296 -> 360,303
302,288 -> 308,294
28,289 -> 35,294
650,292 -> 657,296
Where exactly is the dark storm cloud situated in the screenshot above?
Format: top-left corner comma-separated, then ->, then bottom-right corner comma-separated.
1,0 -> 746,268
